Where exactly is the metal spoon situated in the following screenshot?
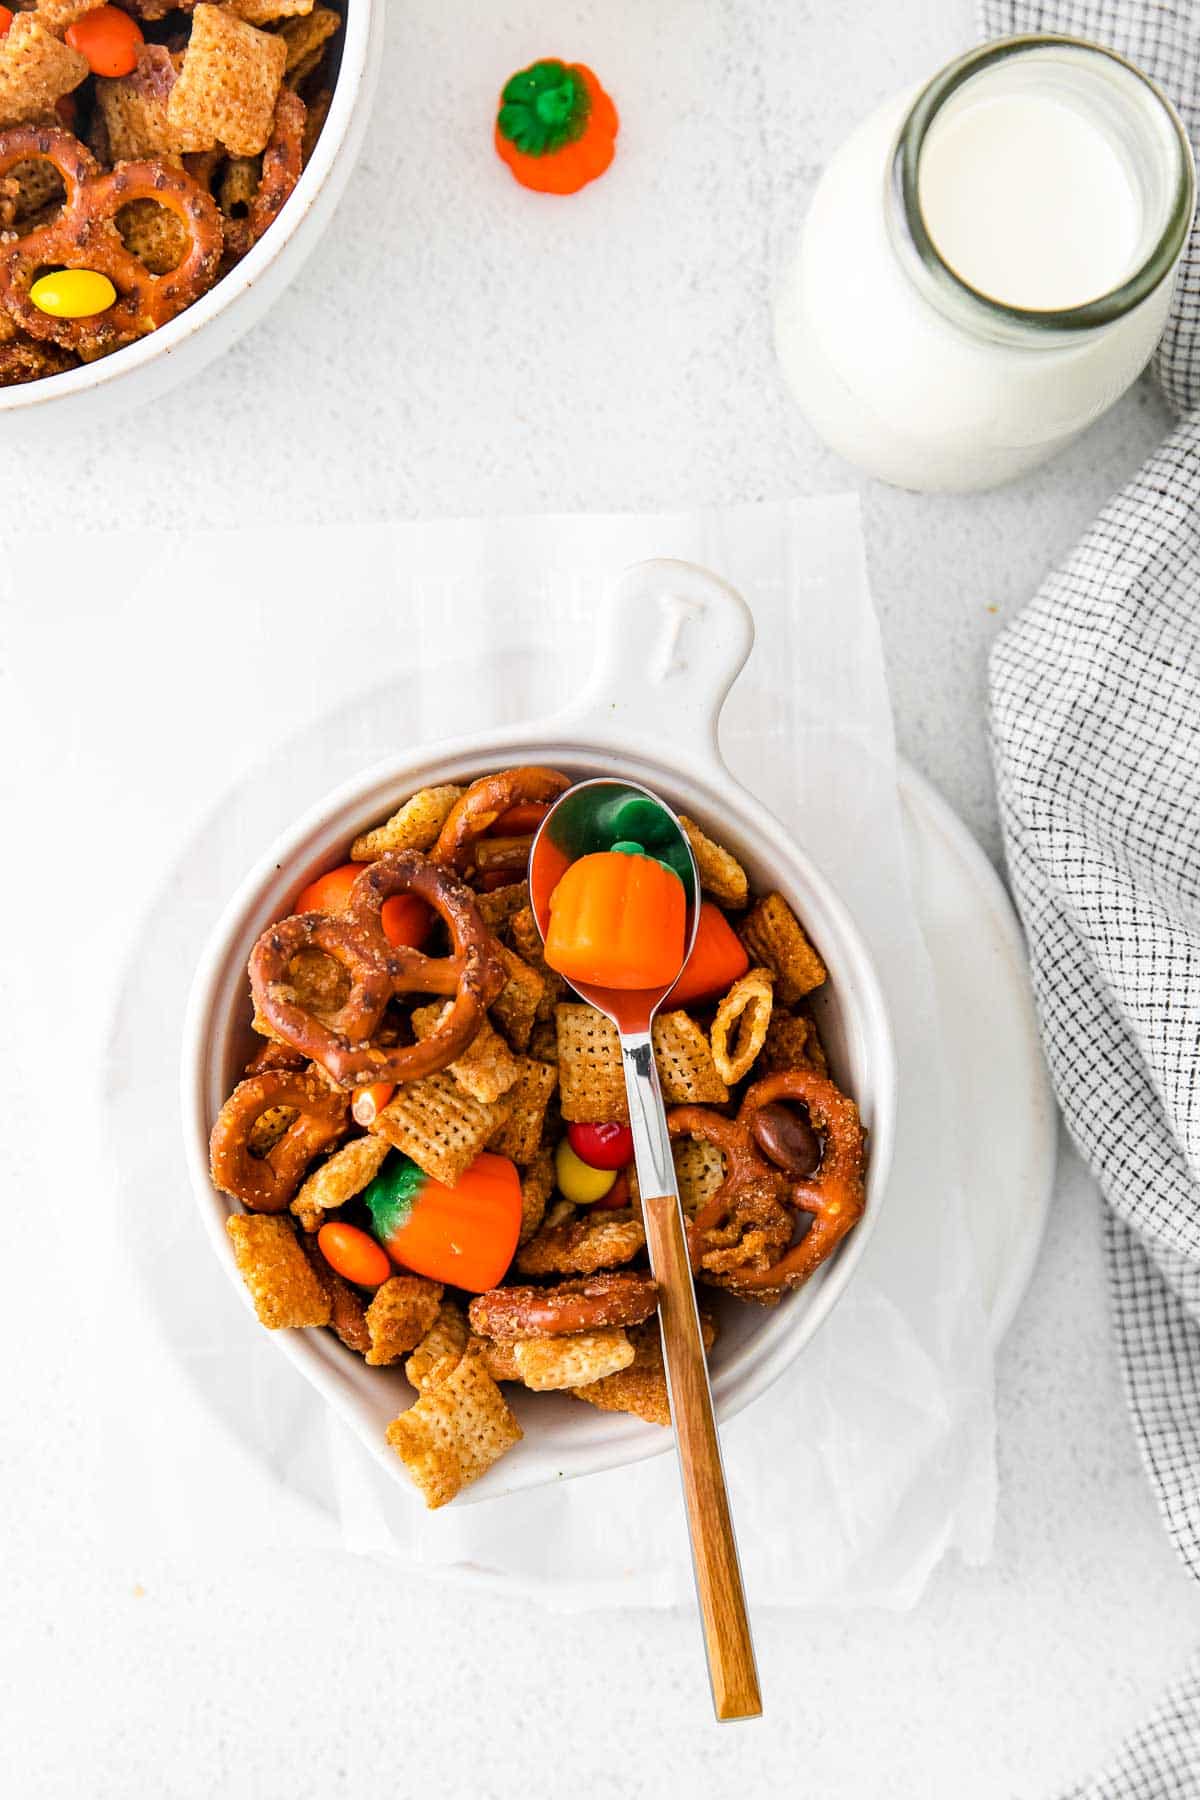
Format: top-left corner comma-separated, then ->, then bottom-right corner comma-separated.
530,776 -> 761,1723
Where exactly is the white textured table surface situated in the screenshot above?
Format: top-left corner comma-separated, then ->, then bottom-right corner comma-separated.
4,3 -> 1199,1796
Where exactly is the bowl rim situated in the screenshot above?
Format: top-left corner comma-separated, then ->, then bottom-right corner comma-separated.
0,0 -> 373,413
181,719 -> 898,1500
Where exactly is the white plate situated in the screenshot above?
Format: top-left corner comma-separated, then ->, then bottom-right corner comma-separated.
898,763 -> 1056,1343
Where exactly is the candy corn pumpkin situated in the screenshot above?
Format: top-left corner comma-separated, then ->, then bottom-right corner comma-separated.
494,59 -> 618,195
362,1152 -> 522,1292
543,849 -> 686,989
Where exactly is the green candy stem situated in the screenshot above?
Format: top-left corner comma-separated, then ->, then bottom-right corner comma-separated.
497,59 -> 591,157
362,1154 -> 425,1245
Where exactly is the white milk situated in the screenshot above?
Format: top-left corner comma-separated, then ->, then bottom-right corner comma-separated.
775,39 -> 1194,492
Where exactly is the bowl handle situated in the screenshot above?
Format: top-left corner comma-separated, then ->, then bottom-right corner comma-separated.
557,559 -> 755,772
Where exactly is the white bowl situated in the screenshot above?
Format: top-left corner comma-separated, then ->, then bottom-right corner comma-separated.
0,0 -> 382,435
181,559 -> 898,1503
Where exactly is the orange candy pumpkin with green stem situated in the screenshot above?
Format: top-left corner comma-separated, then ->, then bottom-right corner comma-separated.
544,849 -> 686,990
363,1151 -> 522,1293
494,59 -> 618,195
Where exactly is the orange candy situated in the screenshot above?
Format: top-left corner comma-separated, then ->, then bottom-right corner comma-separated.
495,63 -> 618,196
294,862 -> 432,949
380,894 -> 432,949
351,1081 -> 394,1128
366,1152 -> 522,1293
317,1221 -> 392,1288
66,5 -> 143,76
490,801 -> 550,836
0,9 -> 14,34
294,861 -> 358,915
667,901 -> 750,1006
544,850 -> 686,990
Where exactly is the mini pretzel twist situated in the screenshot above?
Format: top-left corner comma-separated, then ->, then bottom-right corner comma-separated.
668,1066 -> 866,1299
249,850 -> 507,1088
468,1270 -> 659,1341
732,1069 -> 866,1293
431,765 -> 570,874
0,126 -> 223,355
209,1067 -> 349,1211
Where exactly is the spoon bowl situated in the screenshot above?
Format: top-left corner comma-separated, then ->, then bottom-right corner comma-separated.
529,777 -> 701,1030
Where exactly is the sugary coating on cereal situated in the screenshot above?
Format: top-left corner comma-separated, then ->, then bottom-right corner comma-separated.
226,1213 -> 330,1330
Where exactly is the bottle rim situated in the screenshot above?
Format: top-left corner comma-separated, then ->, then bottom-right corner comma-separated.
889,34 -> 1196,338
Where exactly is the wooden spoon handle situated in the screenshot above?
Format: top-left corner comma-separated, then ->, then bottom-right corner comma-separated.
643,1190 -> 762,1722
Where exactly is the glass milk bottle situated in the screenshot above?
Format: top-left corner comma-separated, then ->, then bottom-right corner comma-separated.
775,35 -> 1196,492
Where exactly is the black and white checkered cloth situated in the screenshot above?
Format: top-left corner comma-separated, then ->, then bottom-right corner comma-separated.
985,3 -> 1200,1794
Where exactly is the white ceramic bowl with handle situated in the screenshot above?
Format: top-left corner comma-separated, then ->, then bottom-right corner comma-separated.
0,0 -> 381,435
181,559 -> 897,1503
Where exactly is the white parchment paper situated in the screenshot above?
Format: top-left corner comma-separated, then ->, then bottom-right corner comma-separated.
0,497 -> 994,1607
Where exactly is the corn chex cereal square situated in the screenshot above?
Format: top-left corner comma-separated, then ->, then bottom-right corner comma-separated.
370,1071 -> 510,1187
527,1016 -> 558,1064
386,1345 -> 522,1508
246,1100 -> 297,1158
350,784 -> 463,861
477,1336 -> 520,1382
652,1011 -> 729,1105
760,1007 -> 828,1076
513,1329 -> 634,1391
405,1300 -> 469,1393
411,1003 -> 522,1105
476,879 -> 529,932
4,153 -> 64,226
572,1320 -> 670,1425
0,16 -> 87,127
679,815 -> 748,908
218,155 -> 259,216
115,197 -> 192,275
509,905 -> 566,1019
278,3 -> 339,80
226,1213 -> 330,1330
672,1137 -> 727,1215
573,1314 -> 715,1425
490,944 -> 544,1052
94,46 -> 190,160
34,0 -> 103,38
486,1058 -> 557,1164
516,1207 -> 645,1277
738,893 -> 827,1005
291,1132 -> 389,1232
231,0 -> 313,24
517,1146 -> 554,1244
365,1276 -> 443,1367
167,4 -> 286,158
555,1004 -> 628,1124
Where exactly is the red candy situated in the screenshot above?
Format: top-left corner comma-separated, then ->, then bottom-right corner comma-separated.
568,1121 -> 634,1171
589,1169 -> 631,1210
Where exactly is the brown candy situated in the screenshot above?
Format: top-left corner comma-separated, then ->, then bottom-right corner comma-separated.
750,1099 -> 821,1178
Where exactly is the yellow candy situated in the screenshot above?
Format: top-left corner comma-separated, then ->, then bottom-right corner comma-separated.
555,1138 -> 617,1205
30,269 -> 116,319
